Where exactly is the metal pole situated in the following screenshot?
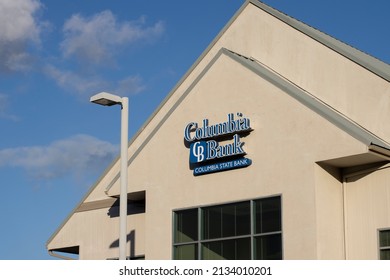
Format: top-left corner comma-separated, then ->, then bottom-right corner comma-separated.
119,97 -> 129,260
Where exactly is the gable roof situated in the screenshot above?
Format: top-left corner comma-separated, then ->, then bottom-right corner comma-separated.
47,0 -> 390,250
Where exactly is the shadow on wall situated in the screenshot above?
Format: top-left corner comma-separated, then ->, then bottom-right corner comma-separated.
107,199 -> 145,217
108,230 -> 145,260
107,199 -> 146,260
109,230 -> 133,258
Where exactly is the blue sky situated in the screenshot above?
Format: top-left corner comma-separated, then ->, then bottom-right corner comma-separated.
0,0 -> 389,260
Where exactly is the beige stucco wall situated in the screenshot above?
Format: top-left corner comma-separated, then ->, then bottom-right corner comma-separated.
314,164 -> 345,259
345,165 -> 390,259
48,208 -> 145,260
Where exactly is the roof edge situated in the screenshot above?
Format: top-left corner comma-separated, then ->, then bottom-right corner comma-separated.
250,0 -> 390,82
224,48 -> 390,150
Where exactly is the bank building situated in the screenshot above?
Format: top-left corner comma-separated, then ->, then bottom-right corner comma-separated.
46,0 -> 390,260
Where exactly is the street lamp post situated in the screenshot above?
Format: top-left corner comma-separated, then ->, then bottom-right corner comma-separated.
90,92 -> 128,260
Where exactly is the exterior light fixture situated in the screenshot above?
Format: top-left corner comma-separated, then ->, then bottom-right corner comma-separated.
90,92 -> 123,106
90,92 -> 129,260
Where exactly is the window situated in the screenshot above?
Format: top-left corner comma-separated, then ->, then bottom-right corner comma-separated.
173,196 -> 282,260
174,209 -> 198,260
379,229 -> 390,260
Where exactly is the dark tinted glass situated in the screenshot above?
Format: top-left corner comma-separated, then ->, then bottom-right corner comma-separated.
255,197 -> 281,234
202,238 -> 251,260
203,206 -> 222,239
235,202 -> 251,236
174,209 -> 198,243
203,201 -> 250,239
174,244 -> 198,260
255,234 -> 282,260
380,230 -> 390,247
380,249 -> 390,260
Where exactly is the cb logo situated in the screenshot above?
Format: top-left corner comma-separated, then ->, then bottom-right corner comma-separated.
189,141 -> 207,163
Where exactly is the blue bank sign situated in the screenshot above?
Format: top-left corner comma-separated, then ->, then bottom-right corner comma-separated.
184,113 -> 252,176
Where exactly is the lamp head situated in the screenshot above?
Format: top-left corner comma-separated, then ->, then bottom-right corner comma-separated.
90,92 -> 122,106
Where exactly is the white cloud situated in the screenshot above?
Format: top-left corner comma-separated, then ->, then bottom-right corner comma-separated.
44,64 -> 146,97
44,64 -> 110,96
0,94 -> 10,116
0,134 -> 118,181
60,11 -> 165,65
0,0 -> 43,72
45,10 -> 162,97
115,75 -> 146,96
0,93 -> 18,121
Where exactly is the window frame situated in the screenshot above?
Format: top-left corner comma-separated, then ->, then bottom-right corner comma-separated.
172,195 -> 283,260
378,228 -> 390,260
